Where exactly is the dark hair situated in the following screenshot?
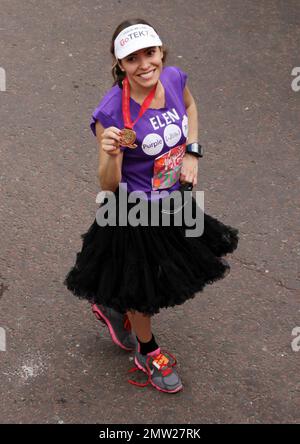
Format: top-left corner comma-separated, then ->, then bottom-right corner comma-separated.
110,19 -> 168,88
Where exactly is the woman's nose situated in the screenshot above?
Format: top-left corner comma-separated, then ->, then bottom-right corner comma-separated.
139,56 -> 151,70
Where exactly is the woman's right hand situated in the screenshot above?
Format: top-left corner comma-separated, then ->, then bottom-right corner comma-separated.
101,126 -> 123,156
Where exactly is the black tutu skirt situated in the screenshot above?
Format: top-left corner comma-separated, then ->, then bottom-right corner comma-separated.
63,185 -> 239,315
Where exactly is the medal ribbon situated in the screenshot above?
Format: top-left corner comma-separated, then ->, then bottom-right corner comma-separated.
122,76 -> 158,129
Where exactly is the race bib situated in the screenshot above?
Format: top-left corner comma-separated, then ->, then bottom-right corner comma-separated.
151,143 -> 186,190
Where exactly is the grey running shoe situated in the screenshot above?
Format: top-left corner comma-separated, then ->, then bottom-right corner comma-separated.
92,303 -> 136,351
128,343 -> 183,393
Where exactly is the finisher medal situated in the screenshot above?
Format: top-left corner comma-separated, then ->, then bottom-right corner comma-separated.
120,76 -> 158,149
119,128 -> 137,149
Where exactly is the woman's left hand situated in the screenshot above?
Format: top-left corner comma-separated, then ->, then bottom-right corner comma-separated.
179,153 -> 199,187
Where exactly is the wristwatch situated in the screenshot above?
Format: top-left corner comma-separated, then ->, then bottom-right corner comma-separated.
185,142 -> 203,158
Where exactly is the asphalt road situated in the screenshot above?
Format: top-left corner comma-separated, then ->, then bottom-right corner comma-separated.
0,0 -> 299,424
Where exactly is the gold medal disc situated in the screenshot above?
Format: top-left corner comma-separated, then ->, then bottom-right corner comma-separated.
120,128 -> 137,149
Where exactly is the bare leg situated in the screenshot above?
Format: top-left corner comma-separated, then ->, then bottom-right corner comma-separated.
126,310 -> 152,342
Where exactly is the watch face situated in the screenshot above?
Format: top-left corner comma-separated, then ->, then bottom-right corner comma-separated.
186,143 -> 203,157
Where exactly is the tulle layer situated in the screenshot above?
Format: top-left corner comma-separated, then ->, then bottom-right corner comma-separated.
64,189 -> 239,315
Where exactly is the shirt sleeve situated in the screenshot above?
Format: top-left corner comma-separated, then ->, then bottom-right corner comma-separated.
90,107 -> 126,151
174,66 -> 188,92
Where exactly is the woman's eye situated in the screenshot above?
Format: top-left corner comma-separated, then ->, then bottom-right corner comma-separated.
126,49 -> 155,62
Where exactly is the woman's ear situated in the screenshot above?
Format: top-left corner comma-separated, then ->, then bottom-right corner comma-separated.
159,46 -> 164,60
118,60 -> 125,72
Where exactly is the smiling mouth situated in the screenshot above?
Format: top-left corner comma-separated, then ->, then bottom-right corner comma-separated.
137,69 -> 156,79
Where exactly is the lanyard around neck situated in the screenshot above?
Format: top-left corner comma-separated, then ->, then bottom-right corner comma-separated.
122,76 -> 158,129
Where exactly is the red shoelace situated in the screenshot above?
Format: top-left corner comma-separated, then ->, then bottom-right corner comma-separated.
127,350 -> 178,388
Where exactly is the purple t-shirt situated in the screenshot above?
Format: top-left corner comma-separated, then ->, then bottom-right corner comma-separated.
90,65 -> 189,200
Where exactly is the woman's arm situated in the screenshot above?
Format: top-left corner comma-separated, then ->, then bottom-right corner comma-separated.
183,85 -> 198,143
96,121 -> 123,192
180,85 -> 199,186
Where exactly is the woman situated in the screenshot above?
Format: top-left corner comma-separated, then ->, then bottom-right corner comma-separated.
64,19 -> 239,394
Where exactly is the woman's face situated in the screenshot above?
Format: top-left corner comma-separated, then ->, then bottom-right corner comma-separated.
119,46 -> 164,90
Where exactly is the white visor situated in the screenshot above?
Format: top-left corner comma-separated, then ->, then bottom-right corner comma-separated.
114,24 -> 162,60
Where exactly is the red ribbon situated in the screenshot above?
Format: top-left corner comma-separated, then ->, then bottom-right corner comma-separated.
122,76 -> 158,129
